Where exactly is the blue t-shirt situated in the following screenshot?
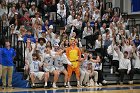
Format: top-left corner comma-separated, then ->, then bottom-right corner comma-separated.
0,48 -> 2,64
2,48 -> 16,66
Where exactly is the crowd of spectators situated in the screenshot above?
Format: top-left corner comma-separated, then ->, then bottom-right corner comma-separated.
0,0 -> 140,88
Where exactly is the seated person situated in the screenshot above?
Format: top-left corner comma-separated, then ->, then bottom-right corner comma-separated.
80,50 -> 90,86
54,48 -> 71,87
29,53 -> 44,88
91,52 -> 107,86
43,46 -> 59,88
87,53 -> 99,87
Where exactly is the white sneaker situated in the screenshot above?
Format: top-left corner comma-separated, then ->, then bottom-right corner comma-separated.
26,76 -> 29,80
95,82 -> 99,87
102,80 -> 107,84
99,83 -> 102,86
68,83 -> 72,88
77,84 -> 82,87
52,83 -> 57,88
87,83 -> 90,87
129,81 -> 133,85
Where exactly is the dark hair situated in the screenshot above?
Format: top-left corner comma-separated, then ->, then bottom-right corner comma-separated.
105,29 -> 109,33
4,39 -> 11,46
124,51 -> 128,54
38,38 -> 46,43
46,45 -> 52,49
32,53 -> 40,60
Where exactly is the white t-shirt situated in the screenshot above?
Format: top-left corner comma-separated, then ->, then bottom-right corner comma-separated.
95,40 -> 101,49
36,44 -> 46,54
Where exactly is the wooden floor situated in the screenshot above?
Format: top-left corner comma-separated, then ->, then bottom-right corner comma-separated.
0,84 -> 140,93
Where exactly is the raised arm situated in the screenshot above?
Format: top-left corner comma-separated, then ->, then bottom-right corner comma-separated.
90,56 -> 101,63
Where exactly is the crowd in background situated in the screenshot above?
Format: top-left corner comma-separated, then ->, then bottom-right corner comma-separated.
0,0 -> 140,88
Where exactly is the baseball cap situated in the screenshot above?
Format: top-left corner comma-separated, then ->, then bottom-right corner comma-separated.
49,25 -> 53,29
54,43 -> 59,47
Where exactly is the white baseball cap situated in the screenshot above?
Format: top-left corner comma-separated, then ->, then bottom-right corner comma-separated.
54,43 -> 59,47
49,25 -> 53,29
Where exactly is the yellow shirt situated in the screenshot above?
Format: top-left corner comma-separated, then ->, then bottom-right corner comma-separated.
66,46 -> 81,68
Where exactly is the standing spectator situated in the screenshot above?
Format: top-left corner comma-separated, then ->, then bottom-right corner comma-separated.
100,23 -> 107,34
67,11 -> 76,33
104,34 -> 112,49
133,35 -> 140,47
131,46 -> 140,83
29,2 -> 38,17
42,19 -> 50,32
8,6 -> 18,20
0,1 -> 8,17
23,30 -> 36,43
72,15 -> 82,38
122,39 -> 133,58
92,9 -> 100,22
0,48 -> 2,79
57,4 -> 66,23
24,38 -> 35,79
82,21 -> 93,38
95,35 -> 102,54
20,11 -> 31,25
50,0 -> 57,21
1,13 -> 9,34
107,41 -> 119,74
19,2 -> 28,16
115,46 -> 133,85
32,12 -> 43,25
131,27 -> 138,40
9,12 -> 20,25
1,40 -> 16,89
57,0 -> 66,11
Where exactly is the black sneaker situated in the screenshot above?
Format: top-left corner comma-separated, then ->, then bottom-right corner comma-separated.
32,85 -> 36,89
44,85 -> 48,89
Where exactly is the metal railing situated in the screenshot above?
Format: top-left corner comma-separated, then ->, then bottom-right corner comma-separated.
113,7 -> 120,15
105,2 -> 112,10
56,12 -> 64,27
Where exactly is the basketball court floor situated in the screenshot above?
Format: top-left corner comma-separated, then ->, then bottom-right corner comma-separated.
0,84 -> 140,93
